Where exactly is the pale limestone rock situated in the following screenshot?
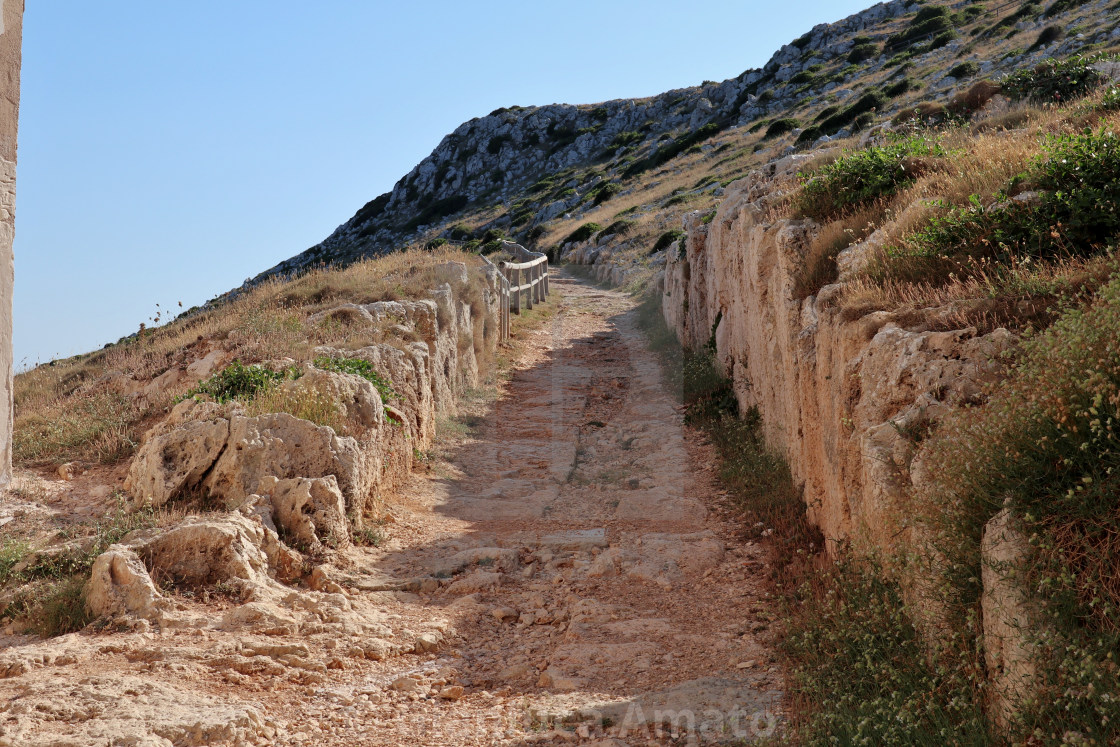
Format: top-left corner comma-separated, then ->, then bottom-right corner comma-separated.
202,412 -> 368,513
982,508 -> 1039,727
86,547 -> 169,620
284,366 -> 384,430
0,674 -> 271,747
258,475 -> 350,552
126,513 -> 272,587
124,406 -> 230,509
445,571 -> 502,595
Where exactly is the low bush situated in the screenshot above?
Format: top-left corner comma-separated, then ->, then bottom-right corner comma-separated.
893,100 -> 948,124
312,356 -> 397,405
563,222 -> 602,244
948,61 -> 981,79
889,6 -> 955,51
818,91 -> 887,135
1045,0 -> 1093,16
592,182 -> 621,206
798,136 -> 946,221
886,76 -> 917,97
651,229 -> 686,255
796,126 -> 822,145
610,130 -> 643,148
949,79 -> 1003,114
848,41 -> 880,64
784,555 -> 990,744
623,123 -> 723,178
596,220 -> 634,239
1031,24 -> 1063,49
1001,55 -> 1107,104
403,194 -> 469,231
916,269 -> 1120,740
764,117 -> 800,139
181,361 -> 289,404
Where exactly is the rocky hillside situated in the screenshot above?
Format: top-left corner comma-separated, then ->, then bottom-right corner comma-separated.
254,0 -> 1120,287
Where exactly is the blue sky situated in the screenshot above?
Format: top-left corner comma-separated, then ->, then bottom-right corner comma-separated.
15,0 -> 871,367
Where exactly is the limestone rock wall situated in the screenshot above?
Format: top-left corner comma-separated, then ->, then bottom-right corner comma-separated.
125,262 -> 508,542
0,0 -> 22,487
661,170 -> 1012,554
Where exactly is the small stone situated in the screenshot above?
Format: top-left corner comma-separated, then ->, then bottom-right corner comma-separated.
391,676 -> 420,692
491,606 -> 518,622
438,685 -> 464,700
737,660 -> 757,669
413,632 -> 441,653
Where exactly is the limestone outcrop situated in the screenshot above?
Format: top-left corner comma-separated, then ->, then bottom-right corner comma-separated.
661,170 -> 1013,553
110,264 -> 507,626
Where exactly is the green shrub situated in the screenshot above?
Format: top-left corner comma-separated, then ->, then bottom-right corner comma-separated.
448,224 -> 473,241
889,6 -> 955,50
610,130 -> 643,148
403,195 -> 469,231
597,220 -> 634,239
848,41 -> 880,64
182,361 -> 288,404
819,91 -> 887,134
592,182 -> 621,206
764,117 -> 800,139
1001,55 -> 1107,104
1031,24 -> 1063,49
948,61 -> 981,79
426,237 -> 449,250
313,356 -> 398,405
886,76 -> 918,97
623,123 -> 723,178
651,229 -> 686,255
563,222 -> 602,244
798,136 -> 946,220
917,269 -> 1120,740
796,126 -> 822,145
1045,0 -> 1093,16
789,69 -> 817,85
928,31 -> 957,50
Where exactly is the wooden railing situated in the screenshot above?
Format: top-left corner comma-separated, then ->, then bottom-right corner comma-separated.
501,253 -> 549,316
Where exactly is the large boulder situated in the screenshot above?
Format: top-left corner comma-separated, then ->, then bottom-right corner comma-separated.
257,475 -> 350,552
86,547 -> 170,620
124,400 -> 231,510
127,513 -> 273,588
202,413 -> 370,514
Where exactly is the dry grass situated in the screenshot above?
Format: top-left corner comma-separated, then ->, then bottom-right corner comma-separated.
14,248 -> 492,469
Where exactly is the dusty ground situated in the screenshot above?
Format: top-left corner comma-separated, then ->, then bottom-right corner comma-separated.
0,272 -> 780,746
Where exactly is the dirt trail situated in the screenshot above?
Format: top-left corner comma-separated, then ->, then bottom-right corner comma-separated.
0,272 -> 780,746
343,272 -> 782,744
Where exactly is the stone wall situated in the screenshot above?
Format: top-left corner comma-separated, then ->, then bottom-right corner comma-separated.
661,167 -> 1013,555
0,0 -> 22,486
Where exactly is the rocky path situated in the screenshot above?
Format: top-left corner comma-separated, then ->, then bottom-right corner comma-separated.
0,272 -> 780,746
336,273 -> 783,745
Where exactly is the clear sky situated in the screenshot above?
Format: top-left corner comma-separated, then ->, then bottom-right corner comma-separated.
14,0 -> 872,368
